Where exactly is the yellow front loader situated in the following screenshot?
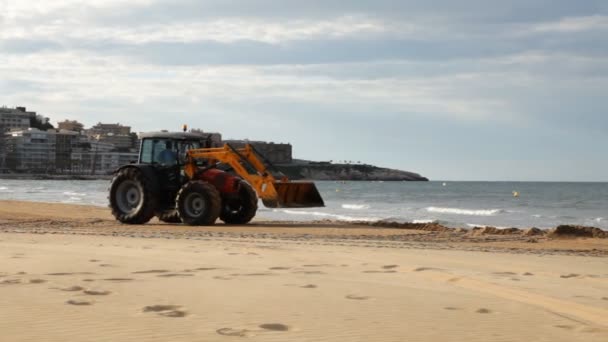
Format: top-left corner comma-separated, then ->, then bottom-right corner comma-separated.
184,143 -> 325,209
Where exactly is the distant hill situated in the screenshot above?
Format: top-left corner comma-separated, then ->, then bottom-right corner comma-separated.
275,160 -> 428,181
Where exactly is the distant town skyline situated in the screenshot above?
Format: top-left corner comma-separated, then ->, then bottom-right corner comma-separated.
2,1 -> 607,181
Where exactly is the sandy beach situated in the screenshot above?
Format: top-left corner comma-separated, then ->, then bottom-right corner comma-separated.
1,200 -> 607,341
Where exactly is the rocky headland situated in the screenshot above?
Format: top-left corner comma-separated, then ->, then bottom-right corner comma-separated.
276,160 -> 428,181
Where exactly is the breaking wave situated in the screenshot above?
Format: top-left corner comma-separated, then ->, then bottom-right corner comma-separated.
426,207 -> 504,216
412,219 -> 439,224
63,191 -> 86,197
341,204 -> 370,210
274,209 -> 379,222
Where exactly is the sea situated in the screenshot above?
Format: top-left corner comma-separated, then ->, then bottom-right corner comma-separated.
0,179 -> 606,230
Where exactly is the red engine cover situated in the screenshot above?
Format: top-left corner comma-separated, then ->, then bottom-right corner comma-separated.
197,169 -> 240,195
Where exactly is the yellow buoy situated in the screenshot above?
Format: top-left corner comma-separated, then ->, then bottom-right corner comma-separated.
512,191 -> 519,198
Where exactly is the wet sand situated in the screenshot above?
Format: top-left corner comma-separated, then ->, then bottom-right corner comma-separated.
1,200 -> 607,341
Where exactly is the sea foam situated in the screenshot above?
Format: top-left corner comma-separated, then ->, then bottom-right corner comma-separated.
426,207 -> 503,216
341,204 -> 370,210
275,209 -> 379,222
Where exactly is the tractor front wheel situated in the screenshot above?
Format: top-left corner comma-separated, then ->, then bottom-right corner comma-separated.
220,182 -> 258,224
176,181 -> 221,226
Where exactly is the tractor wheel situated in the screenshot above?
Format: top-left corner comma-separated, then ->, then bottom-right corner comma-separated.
220,182 -> 258,224
156,210 -> 181,224
176,181 -> 221,226
109,167 -> 157,224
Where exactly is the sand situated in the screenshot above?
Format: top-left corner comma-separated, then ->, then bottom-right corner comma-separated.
1,200 -> 607,341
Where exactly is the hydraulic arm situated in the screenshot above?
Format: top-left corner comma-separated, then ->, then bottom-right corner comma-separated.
184,144 -> 325,208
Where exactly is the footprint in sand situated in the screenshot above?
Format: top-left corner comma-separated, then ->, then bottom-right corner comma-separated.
132,270 -> 170,274
363,270 -> 397,274
601,297 -> 608,301
66,300 -> 92,306
216,328 -> 250,337
103,278 -> 134,282
59,286 -> 85,292
89,259 -> 101,263
345,295 -> 370,300
29,279 -> 46,284
414,267 -> 442,272
99,264 -> 115,268
476,308 -> 492,314
554,325 -> 575,330
292,270 -> 326,275
382,265 -> 399,269
560,274 -> 580,279
444,307 -> 462,311
523,272 -> 534,276
213,276 -> 233,280
1,279 -> 21,285
157,273 -> 194,278
300,284 -> 317,289
259,323 -> 289,332
195,267 -> 218,271
142,305 -> 187,318
47,272 -> 95,276
269,267 -> 291,270
83,290 -> 111,296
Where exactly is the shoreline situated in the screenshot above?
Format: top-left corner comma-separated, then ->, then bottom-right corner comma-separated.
0,200 -> 607,257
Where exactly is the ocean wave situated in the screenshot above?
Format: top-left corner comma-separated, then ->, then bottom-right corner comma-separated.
63,191 -> 86,197
274,209 -> 379,222
341,204 -> 370,210
0,186 -> 8,190
426,206 -> 503,216
466,223 -> 510,229
412,219 -> 439,224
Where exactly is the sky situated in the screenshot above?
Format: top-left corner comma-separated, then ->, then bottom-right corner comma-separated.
1,1 -> 607,181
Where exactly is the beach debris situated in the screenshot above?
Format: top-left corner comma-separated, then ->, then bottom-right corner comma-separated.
512,191 -> 520,198
548,225 -> 607,239
524,227 -> 546,236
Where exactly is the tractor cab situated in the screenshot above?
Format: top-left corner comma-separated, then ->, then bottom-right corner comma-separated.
138,132 -> 211,167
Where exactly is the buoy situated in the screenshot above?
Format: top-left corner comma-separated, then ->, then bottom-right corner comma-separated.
512,191 -> 519,198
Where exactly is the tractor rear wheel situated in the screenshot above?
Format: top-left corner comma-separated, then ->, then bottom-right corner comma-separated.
156,210 -> 181,223
220,182 -> 258,224
176,181 -> 221,226
109,167 -> 157,224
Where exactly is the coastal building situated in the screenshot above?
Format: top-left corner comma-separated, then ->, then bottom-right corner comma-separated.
4,128 -> 58,172
86,122 -> 138,152
87,122 -> 131,136
3,128 -> 137,175
57,120 -> 84,132
0,106 -> 34,132
223,140 -> 292,164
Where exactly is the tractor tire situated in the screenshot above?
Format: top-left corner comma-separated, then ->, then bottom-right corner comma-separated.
156,210 -> 181,224
220,182 -> 258,224
176,181 -> 221,226
109,167 -> 157,224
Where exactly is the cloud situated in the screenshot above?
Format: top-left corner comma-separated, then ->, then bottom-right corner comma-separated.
528,15 -> 608,33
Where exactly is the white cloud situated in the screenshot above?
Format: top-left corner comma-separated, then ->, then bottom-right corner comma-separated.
523,15 -> 608,33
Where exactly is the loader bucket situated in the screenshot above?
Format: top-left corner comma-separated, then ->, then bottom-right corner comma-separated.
263,182 -> 325,208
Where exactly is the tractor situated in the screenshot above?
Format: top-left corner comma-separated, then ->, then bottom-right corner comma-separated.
108,131 -> 325,225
